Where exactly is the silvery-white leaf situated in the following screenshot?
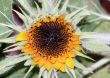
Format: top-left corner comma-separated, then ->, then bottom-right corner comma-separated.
0,57 -> 15,74
81,32 -> 110,44
42,70 -> 48,78
17,0 -> 37,17
51,0 -> 61,14
74,59 -> 86,70
66,6 -> 87,20
0,11 -> 14,24
60,0 -> 69,13
53,69 -> 58,78
4,41 -> 25,51
77,51 -> 94,61
23,65 -> 35,78
38,66 -> 46,78
0,55 -> 31,71
0,65 -> 14,75
24,59 -> 32,66
0,23 -> 23,32
0,36 -> 16,43
0,30 -> 12,37
4,45 -> 23,52
68,68 -> 76,78
82,39 -> 110,52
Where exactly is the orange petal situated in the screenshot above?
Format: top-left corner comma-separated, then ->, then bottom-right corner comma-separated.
22,45 -> 36,55
68,51 -> 77,57
32,56 -> 45,67
73,40 -> 80,44
61,52 -> 69,58
71,35 -> 80,41
16,31 -> 28,41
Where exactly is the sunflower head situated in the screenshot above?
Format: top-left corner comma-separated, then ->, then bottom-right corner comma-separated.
16,15 -> 80,71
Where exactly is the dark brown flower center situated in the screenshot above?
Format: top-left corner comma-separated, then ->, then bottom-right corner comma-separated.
29,21 -> 72,57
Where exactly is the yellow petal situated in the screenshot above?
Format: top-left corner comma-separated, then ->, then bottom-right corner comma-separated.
56,15 -> 65,22
59,65 -> 66,72
16,31 -> 28,41
36,57 -> 44,68
58,56 -> 66,63
50,57 -> 57,64
65,58 -> 74,69
53,61 -> 62,70
73,45 -> 81,51
45,61 -> 52,71
71,35 -> 80,41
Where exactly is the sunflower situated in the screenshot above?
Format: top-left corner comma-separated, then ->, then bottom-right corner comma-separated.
16,15 -> 80,72
1,0 -> 110,78
15,0 -> 82,73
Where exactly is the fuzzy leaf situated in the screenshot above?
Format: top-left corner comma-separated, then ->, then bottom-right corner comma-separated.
0,0 -> 13,39
0,30 -> 12,38
74,59 -> 86,70
4,42 -> 25,51
0,55 -> 31,71
0,23 -> 23,32
24,59 -> 32,66
42,70 -> 48,78
4,45 -> 23,52
0,58 -> 14,75
51,0 -> 61,14
5,64 -> 38,78
77,51 -> 94,61
38,66 -> 46,78
82,39 -> 110,52
0,65 -> 14,75
69,69 -> 76,78
23,65 -> 35,78
58,72 -> 70,78
0,0 -> 13,23
0,36 -> 16,43
17,0 -> 36,17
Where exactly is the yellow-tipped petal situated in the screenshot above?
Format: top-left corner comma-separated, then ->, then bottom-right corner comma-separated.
65,58 -> 74,69
16,32 -> 27,41
59,65 -> 66,72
